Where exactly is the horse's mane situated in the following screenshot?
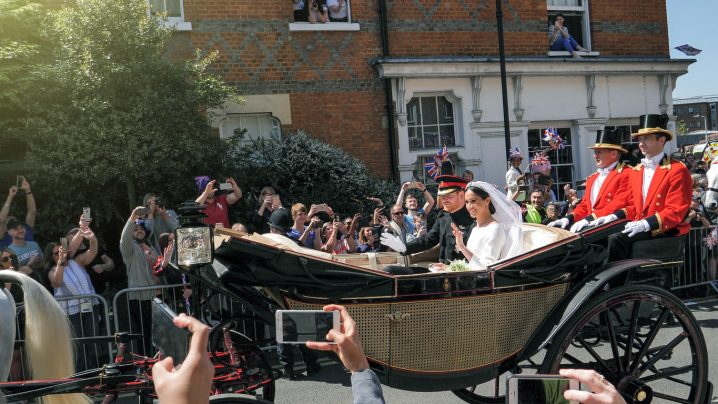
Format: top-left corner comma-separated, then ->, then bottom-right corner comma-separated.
0,271 -> 91,404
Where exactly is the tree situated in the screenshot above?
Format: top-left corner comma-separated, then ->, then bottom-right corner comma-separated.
0,0 -> 54,138
23,0 -> 237,235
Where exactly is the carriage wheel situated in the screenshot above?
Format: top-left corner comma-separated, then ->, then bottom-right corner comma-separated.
452,376 -> 507,404
208,393 -> 274,403
209,321 -> 276,402
541,285 -> 708,403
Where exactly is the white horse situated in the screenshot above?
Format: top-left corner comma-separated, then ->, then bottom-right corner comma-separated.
704,155 -> 718,211
0,271 -> 90,404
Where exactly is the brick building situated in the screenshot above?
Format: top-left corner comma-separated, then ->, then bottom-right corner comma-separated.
159,0 -> 692,196
673,95 -> 718,133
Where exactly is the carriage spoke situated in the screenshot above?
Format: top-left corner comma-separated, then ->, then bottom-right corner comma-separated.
635,332 -> 687,377
575,335 -> 618,379
652,390 -> 692,404
601,310 -> 624,374
623,300 -> 641,372
628,307 -> 670,374
639,364 -> 695,384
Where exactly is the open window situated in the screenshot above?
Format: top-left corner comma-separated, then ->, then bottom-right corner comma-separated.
147,0 -> 191,30
289,0 -> 360,31
547,0 -> 591,51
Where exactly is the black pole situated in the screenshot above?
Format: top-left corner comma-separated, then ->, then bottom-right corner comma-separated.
496,0 -> 511,161
379,0 -> 399,182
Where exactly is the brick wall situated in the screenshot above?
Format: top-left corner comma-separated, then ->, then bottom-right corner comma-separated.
590,0 -> 669,56
179,0 -> 671,178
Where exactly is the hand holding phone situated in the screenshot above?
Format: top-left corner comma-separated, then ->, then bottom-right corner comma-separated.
507,374 -> 579,404
275,310 -> 340,344
60,237 -> 69,250
152,298 -> 190,364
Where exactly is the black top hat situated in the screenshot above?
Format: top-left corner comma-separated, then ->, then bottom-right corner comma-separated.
631,114 -> 673,140
589,129 -> 627,153
268,208 -> 292,233
436,175 -> 468,196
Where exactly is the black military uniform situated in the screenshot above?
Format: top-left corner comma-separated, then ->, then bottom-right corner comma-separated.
404,175 -> 474,264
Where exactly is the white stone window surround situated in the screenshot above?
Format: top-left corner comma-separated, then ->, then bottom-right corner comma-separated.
218,113 -> 282,147
289,0 -> 360,31
405,90 -> 464,151
146,0 -> 192,31
547,0 -> 591,51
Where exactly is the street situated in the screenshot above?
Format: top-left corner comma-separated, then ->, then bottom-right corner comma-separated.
272,296 -> 718,403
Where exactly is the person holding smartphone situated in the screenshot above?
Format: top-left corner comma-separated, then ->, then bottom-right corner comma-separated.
548,13 -> 587,59
194,176 -> 243,228
0,177 -> 37,250
45,221 -> 99,371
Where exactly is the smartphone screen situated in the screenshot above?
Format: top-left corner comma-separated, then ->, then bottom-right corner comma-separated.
152,298 -> 190,364
82,207 -> 91,222
275,310 -> 339,344
218,182 -> 233,191
60,237 -> 68,250
507,375 -> 578,404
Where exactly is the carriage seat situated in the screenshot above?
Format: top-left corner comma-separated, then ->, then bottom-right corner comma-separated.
520,223 -> 574,252
249,233 -> 407,270
630,234 -> 686,260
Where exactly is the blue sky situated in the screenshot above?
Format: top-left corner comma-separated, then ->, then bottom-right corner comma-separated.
667,0 -> 717,99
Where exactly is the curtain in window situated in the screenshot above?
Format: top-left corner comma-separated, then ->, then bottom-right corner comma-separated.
548,0 -> 581,6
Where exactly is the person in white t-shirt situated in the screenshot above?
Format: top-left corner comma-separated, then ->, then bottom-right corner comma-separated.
326,0 -> 348,22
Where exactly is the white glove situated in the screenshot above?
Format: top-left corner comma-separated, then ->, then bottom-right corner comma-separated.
547,218 -> 570,229
622,220 -> 650,237
380,233 -> 406,253
569,219 -> 590,233
593,214 -> 618,226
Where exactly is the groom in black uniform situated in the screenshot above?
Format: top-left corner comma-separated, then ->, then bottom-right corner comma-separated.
382,175 -> 473,264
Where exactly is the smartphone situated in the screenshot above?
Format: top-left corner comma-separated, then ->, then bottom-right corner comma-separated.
275,310 -> 340,344
506,374 -> 579,404
152,298 -> 190,364
218,182 -> 233,191
409,181 -> 420,189
60,237 -> 68,250
15,175 -> 21,188
82,207 -> 91,222
136,206 -> 149,216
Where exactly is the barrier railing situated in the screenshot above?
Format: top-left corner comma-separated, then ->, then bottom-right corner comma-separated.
676,225 -> 718,293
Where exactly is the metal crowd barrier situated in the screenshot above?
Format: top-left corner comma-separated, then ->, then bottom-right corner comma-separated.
9,293 -> 112,380
675,225 -> 718,293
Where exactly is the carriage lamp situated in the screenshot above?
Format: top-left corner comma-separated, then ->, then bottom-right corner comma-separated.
174,201 -> 214,268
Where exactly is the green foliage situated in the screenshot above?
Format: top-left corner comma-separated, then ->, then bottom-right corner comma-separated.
229,131 -> 396,222
0,0 -> 54,135
19,0 -> 237,240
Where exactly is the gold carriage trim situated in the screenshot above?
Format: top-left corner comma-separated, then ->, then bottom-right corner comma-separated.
287,283 -> 568,373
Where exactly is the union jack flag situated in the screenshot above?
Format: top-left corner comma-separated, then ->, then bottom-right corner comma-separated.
675,44 -> 702,56
424,145 -> 449,180
542,127 -> 565,150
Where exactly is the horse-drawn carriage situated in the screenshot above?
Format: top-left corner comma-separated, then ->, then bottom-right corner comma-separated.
0,220 -> 712,403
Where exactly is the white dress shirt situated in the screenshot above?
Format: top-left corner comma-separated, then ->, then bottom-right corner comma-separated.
641,153 -> 665,202
590,161 -> 618,206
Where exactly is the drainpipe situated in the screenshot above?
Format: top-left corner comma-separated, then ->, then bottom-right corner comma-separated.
378,0 -> 399,182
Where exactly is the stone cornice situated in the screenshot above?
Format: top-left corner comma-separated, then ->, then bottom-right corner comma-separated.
372,57 -> 694,79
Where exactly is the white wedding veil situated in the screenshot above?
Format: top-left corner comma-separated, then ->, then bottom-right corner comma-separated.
466,181 -> 524,260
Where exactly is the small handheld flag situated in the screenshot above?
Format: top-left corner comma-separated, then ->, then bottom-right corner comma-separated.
424,145 -> 450,180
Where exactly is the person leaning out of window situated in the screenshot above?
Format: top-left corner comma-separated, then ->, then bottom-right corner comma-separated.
307,0 -> 328,23
326,0 -> 347,22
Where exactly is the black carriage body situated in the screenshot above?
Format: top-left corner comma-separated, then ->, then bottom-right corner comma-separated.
207,225 -> 615,392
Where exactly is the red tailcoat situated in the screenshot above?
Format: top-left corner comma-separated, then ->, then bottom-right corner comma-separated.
616,155 -> 692,236
569,163 -> 631,224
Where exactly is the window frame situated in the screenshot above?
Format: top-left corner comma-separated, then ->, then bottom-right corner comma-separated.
219,113 -> 283,147
527,127 -> 576,201
406,91 -> 463,152
146,0 -> 191,30
547,0 -> 591,50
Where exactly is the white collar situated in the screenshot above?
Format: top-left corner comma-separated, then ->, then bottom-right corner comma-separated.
597,161 -> 619,175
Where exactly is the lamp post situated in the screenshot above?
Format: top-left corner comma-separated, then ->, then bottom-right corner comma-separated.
695,114 -> 708,145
